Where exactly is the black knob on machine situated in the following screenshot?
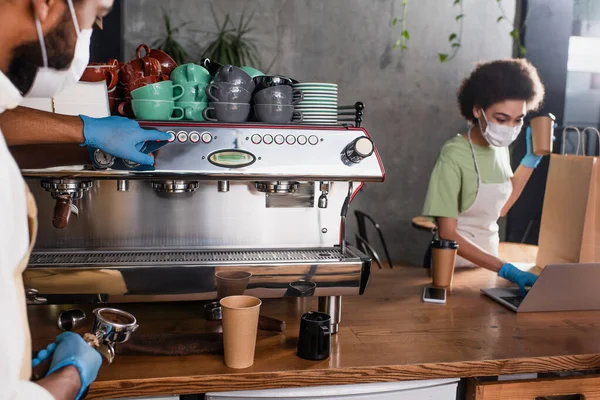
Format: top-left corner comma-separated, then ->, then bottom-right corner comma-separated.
341,136 -> 374,165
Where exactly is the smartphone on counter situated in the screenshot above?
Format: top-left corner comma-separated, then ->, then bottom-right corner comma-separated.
422,286 -> 446,304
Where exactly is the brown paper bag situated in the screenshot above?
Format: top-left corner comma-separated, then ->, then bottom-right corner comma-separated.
537,154 -> 600,267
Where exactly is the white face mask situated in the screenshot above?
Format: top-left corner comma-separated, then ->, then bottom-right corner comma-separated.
26,0 -> 92,98
479,109 -> 523,147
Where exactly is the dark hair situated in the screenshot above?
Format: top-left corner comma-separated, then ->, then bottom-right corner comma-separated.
457,58 -> 545,122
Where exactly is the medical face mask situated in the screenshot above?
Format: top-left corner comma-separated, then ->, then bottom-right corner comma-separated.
479,109 -> 523,147
25,0 -> 92,98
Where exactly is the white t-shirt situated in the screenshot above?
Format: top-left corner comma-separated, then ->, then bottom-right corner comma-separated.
0,71 -> 54,399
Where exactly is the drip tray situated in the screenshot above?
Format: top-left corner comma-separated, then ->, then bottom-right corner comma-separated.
28,247 -> 361,267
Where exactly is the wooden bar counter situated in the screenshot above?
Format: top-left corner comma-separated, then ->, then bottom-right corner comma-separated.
27,265 -> 600,399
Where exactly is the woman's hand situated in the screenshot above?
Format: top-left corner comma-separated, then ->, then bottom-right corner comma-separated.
498,263 -> 538,295
520,126 -> 543,169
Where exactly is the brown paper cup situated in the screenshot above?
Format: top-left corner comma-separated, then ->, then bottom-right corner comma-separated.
220,295 -> 261,369
530,116 -> 554,156
215,271 -> 252,299
431,248 -> 457,288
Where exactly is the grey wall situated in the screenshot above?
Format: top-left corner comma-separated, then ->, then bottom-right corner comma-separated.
124,0 -> 515,264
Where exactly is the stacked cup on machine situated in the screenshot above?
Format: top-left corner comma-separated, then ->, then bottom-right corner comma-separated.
128,79 -> 185,121
170,63 -> 211,121
203,65 -> 254,123
253,75 -> 304,124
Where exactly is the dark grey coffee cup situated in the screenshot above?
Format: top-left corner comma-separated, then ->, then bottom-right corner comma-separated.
216,64 -> 255,92
254,104 -> 303,124
206,82 -> 252,103
253,86 -> 304,106
203,102 -> 251,123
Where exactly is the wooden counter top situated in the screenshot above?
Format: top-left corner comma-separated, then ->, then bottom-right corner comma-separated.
28,265 -> 600,399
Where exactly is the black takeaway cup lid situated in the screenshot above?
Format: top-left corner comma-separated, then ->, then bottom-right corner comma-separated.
430,239 -> 459,250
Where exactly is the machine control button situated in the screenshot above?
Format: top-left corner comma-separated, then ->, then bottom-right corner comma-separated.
208,149 -> 256,168
286,135 -> 296,145
297,135 -> 307,145
308,135 -> 319,145
341,136 -> 374,165
251,134 -> 262,144
201,131 -> 212,143
92,149 -> 115,169
189,131 -> 200,143
263,134 -> 274,144
177,131 -> 188,143
274,134 -> 285,145
166,131 -> 176,142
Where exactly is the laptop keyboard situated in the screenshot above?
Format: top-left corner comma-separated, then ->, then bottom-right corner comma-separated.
501,295 -> 525,308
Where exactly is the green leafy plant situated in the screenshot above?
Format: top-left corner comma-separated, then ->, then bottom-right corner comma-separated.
200,4 -> 262,68
392,0 -> 410,51
151,11 -> 192,65
438,0 -> 464,63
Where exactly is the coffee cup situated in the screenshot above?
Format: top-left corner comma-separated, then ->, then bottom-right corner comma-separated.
170,63 -> 211,85
216,64 -> 255,92
530,114 -> 555,156
220,295 -> 261,369
126,74 -> 164,93
206,82 -> 252,103
285,280 -> 316,297
116,98 -> 134,118
130,80 -> 184,101
118,56 -> 162,86
176,82 -> 208,102
131,99 -> 184,121
215,270 -> 252,298
253,85 -> 303,105
203,102 -> 251,123
254,104 -> 302,124
177,101 -> 208,121
253,75 -> 293,92
136,44 -> 178,76
297,311 -> 331,361
240,65 -> 265,79
430,239 -> 459,288
81,60 -> 119,91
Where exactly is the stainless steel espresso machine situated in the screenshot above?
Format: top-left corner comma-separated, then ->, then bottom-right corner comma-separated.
20,122 -> 385,333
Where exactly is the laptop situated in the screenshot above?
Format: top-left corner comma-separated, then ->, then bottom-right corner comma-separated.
481,263 -> 600,312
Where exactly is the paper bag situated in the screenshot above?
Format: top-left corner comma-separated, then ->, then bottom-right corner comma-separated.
536,154 -> 600,267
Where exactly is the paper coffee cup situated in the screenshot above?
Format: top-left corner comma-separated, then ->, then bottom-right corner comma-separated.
530,115 -> 555,156
215,270 -> 252,299
220,295 -> 261,369
431,239 -> 458,288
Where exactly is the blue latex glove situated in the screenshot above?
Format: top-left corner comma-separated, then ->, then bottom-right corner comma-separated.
81,115 -> 171,165
46,332 -> 102,400
498,263 -> 538,295
32,342 -> 57,367
520,126 -> 543,168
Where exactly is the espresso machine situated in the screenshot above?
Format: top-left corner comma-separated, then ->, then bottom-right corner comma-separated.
20,121 -> 385,333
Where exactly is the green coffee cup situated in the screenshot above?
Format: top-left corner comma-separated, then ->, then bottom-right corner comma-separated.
132,99 -> 184,121
170,63 -> 211,85
178,82 -> 208,102
240,66 -> 265,78
177,101 -> 208,121
130,80 -> 184,101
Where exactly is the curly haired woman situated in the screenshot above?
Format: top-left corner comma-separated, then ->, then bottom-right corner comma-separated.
422,58 -> 546,293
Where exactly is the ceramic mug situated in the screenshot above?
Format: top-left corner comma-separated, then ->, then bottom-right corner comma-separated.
253,75 -> 293,92
126,75 -> 165,93
130,80 -> 184,101
170,63 -> 211,85
240,66 -> 265,79
118,56 -> 162,86
136,44 -> 178,76
131,99 -> 184,121
178,82 -> 208,102
253,85 -> 304,105
254,104 -> 302,124
178,101 -> 208,121
206,82 -> 252,103
216,64 -> 255,92
202,102 -> 251,123
81,59 -> 119,90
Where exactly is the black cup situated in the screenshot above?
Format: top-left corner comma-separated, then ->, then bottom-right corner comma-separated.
253,75 -> 294,92
57,308 -> 87,331
297,311 -> 331,361
430,239 -> 459,249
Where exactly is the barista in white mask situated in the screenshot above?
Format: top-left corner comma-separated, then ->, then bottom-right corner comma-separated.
0,1 -> 145,399
422,59 -> 546,293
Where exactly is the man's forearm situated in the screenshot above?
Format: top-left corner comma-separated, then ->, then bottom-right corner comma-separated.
37,365 -> 82,400
0,106 -> 84,146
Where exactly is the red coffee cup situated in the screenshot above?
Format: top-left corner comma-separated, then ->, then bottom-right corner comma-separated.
118,56 -> 162,86
126,75 -> 164,93
81,59 -> 119,90
137,44 -> 178,77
